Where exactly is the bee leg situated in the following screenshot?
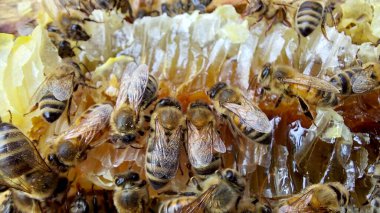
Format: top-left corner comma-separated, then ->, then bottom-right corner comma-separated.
78,82 -> 98,89
190,176 -> 203,191
130,144 -> 144,149
265,15 -> 277,35
321,8 -> 330,41
7,110 -> 12,124
66,96 -> 73,125
297,97 -> 314,120
23,103 -> 38,117
235,196 -> 242,211
274,95 -> 283,108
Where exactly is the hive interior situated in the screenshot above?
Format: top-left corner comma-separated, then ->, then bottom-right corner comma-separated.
0,0 -> 379,212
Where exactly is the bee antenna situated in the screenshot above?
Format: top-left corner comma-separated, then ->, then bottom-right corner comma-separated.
7,110 -> 12,123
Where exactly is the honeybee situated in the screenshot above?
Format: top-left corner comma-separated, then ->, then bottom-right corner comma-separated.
1,190 -> 44,213
145,98 -> 185,190
10,190 -> 44,213
295,0 -> 334,38
186,101 -> 226,178
329,68 -> 357,95
158,195 -> 197,213
0,117 -> 68,200
180,168 -> 246,212
27,61 -> 86,123
237,196 -> 273,213
258,63 -> 340,118
113,171 -> 149,213
246,0 -> 293,29
207,82 -> 272,145
43,0 -> 91,41
369,162 -> 380,213
48,103 -> 113,172
70,189 -> 90,213
277,182 -> 349,212
110,62 -> 158,148
351,62 -> 380,94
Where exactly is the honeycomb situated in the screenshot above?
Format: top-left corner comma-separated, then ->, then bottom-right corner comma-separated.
0,0 -> 379,212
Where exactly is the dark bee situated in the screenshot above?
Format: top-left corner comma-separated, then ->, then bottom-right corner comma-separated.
110,62 -> 158,148
208,82 -> 272,145
48,103 -> 113,171
0,116 -> 68,200
27,62 -> 85,123
113,171 -> 149,212
145,98 -> 185,190
186,101 -> 226,178
295,0 -> 334,38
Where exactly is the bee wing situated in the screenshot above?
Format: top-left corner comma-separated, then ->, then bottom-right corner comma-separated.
283,189 -> 314,211
46,73 -> 74,101
281,73 -> 340,93
150,119 -> 181,179
63,103 -> 113,145
30,76 -> 51,106
187,122 -> 213,167
223,98 -> 272,133
210,123 -> 226,153
116,62 -> 149,111
352,71 -> 378,94
0,132 -> 52,194
180,184 -> 218,213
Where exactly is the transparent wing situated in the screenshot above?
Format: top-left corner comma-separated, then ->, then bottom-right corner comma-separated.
187,122 -> 213,167
180,185 -> 218,213
352,71 -> 378,94
116,62 -> 149,112
210,123 -> 226,153
0,131 -> 52,194
30,76 -> 51,106
150,119 -> 181,179
46,73 -> 75,101
223,98 -> 272,133
282,72 -> 340,93
63,103 -> 113,145
187,122 -> 226,168
283,189 -> 314,210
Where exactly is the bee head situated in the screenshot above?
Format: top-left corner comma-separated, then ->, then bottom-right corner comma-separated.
156,98 -> 181,110
219,169 -> 246,193
55,140 -> 80,166
68,24 -> 90,41
70,191 -> 89,213
47,153 -> 69,172
115,171 -> 146,188
258,63 -> 273,90
53,177 -> 69,196
189,101 -> 211,110
111,134 -> 136,145
208,82 -> 227,99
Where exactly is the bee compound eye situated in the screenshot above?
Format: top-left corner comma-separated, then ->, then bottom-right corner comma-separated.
225,170 -> 235,181
122,134 -> 136,144
127,172 -> 140,181
115,177 -> 126,186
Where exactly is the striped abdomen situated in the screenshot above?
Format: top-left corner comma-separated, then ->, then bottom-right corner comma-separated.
141,75 -> 158,109
319,90 -> 338,106
329,70 -> 355,95
145,133 -> 180,190
296,1 -> 324,37
159,196 -> 196,213
39,93 -> 67,123
230,115 -> 272,145
0,123 -> 37,179
193,154 -> 221,178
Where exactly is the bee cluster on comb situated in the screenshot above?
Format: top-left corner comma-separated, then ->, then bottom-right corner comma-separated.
0,0 -> 379,212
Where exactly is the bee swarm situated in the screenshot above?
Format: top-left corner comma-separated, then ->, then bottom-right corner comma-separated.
0,0 -> 379,212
